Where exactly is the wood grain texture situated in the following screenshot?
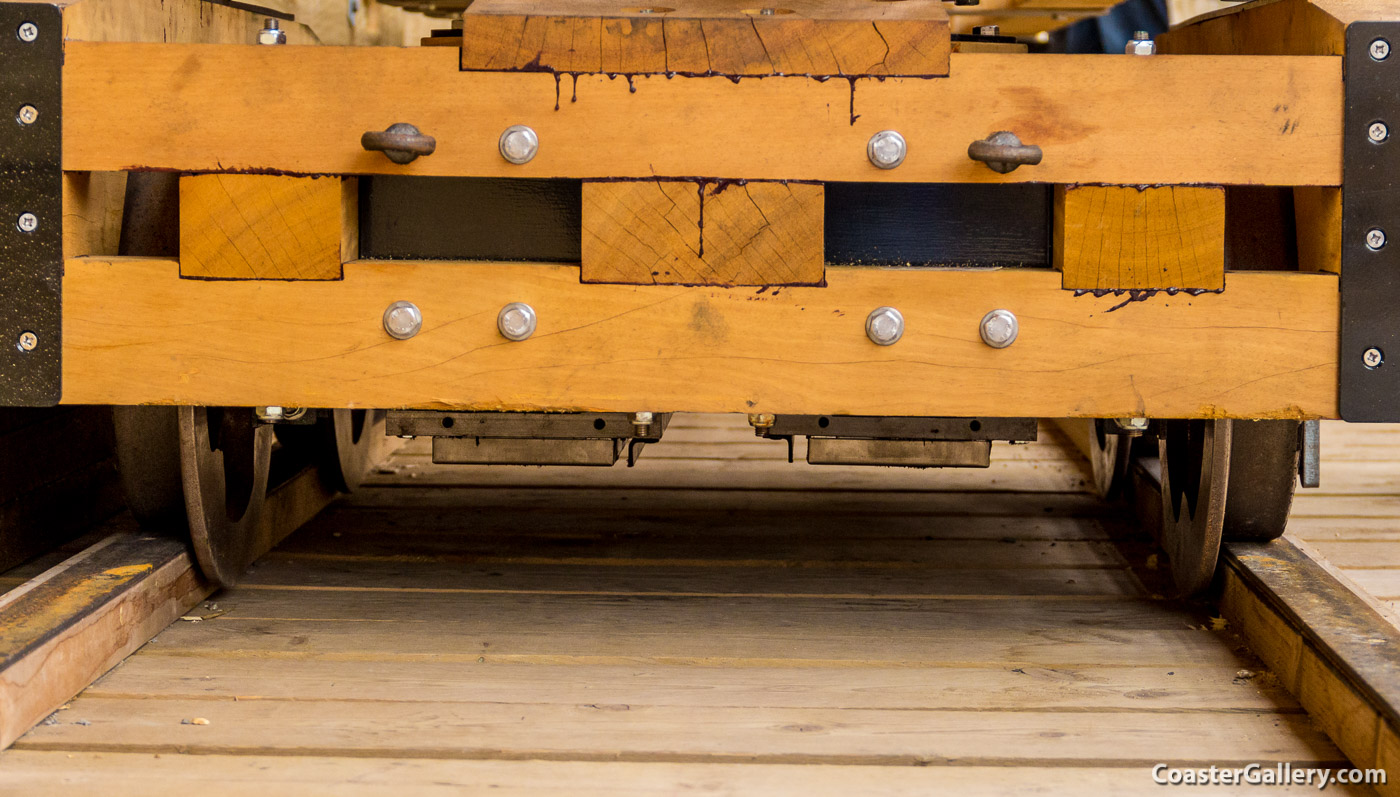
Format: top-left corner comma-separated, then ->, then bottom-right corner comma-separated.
179,175 -> 353,281
582,180 -> 823,285
61,45 -> 1343,186
61,258 -> 1339,418
60,172 -> 126,258
459,0 -> 951,77
1056,185 -> 1225,291
1295,186 -> 1342,274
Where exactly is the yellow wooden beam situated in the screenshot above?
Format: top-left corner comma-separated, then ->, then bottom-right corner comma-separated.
1056,185 -> 1225,291
62,258 -> 1339,418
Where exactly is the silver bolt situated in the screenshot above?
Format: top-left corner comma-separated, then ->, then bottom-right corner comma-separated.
1367,228 -> 1387,250
497,302 -> 537,341
1364,347 -> 1385,369
865,306 -> 905,346
1370,121 -> 1390,143
973,25 -> 1000,36
1126,31 -> 1155,56
16,105 -> 38,126
759,7 -> 776,14
979,309 -> 1019,348
631,411 -> 656,437
258,18 -> 286,45
16,212 -> 37,233
499,125 -> 539,165
1372,38 -> 1391,61
867,130 -> 907,170
16,331 -> 37,352
16,22 -> 37,42
382,300 -> 423,340
256,406 -> 286,421
1114,417 -> 1149,435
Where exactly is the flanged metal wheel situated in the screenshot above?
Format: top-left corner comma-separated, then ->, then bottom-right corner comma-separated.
1088,420 -> 1132,500
323,409 -> 387,493
1222,420 -> 1300,542
179,406 -> 274,587
1158,419 -> 1232,596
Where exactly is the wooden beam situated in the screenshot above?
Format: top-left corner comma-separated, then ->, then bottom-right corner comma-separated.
1055,185 -> 1225,291
179,174 -> 355,281
581,180 -> 824,286
61,257 -> 1339,418
459,0 -> 951,77
61,45 -> 1343,186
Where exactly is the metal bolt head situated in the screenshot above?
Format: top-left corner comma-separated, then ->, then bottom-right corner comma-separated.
256,406 -> 286,421
973,25 -> 999,36
1114,417 -> 1150,433
258,18 -> 286,45
1370,121 -> 1390,143
865,306 -> 905,346
16,21 -> 37,42
16,105 -> 38,126
1371,38 -> 1391,61
1364,347 -> 1385,369
979,309 -> 1019,348
499,125 -> 539,165
867,130 -> 907,170
15,212 -> 37,233
1367,227 -> 1387,250
1125,31 -> 1155,56
16,331 -> 37,352
747,413 -> 776,432
382,300 -> 423,340
497,302 -> 537,341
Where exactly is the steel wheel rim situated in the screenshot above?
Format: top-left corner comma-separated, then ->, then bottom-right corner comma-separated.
179,406 -> 273,587
1158,419 -> 1231,596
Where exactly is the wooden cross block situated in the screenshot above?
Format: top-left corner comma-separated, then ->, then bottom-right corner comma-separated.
582,179 -> 824,286
179,174 -> 356,281
1055,185 -> 1226,291
459,0 -> 951,77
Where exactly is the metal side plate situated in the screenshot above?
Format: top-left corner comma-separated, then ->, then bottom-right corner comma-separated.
1341,22 -> 1400,421
0,3 -> 61,405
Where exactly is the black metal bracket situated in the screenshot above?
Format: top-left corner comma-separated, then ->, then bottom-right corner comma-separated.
1341,22 -> 1400,421
0,3 -> 62,406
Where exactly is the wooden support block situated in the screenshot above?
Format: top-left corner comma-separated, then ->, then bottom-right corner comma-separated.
1056,185 -> 1226,291
459,0 -> 951,77
179,174 -> 356,281
1295,186 -> 1342,274
582,180 -> 823,286
61,172 -> 127,259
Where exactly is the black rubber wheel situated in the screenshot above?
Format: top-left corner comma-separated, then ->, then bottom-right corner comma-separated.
1222,420 -> 1300,542
1158,419 -> 1232,597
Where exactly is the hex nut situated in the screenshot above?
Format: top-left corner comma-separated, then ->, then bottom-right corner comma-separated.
1125,33 -> 1155,56
499,125 -> 540,165
383,300 -> 423,340
866,306 -> 905,346
979,309 -> 1019,349
498,302 -> 538,341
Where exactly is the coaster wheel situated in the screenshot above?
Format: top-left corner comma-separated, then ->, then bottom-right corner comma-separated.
1157,419 -> 1232,596
179,406 -> 274,587
1222,420 -> 1300,543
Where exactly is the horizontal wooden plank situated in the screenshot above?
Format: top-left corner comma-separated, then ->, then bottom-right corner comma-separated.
61,259 -> 1340,417
12,696 -> 1341,764
62,44 -> 1342,185
0,753 -> 1363,796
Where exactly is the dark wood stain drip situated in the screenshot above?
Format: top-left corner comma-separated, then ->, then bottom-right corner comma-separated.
847,77 -> 860,126
696,181 -> 705,258
1072,287 -> 1226,313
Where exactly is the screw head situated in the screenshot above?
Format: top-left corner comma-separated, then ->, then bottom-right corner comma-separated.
1372,38 -> 1391,61
1115,417 -> 1150,433
865,306 -> 905,346
979,309 -> 1019,348
16,21 -> 37,42
867,130 -> 907,170
499,125 -> 539,165
1364,347 -> 1385,369
16,105 -> 37,126
497,302 -> 538,341
1367,227 -> 1387,250
258,18 -> 286,45
15,212 -> 37,233
1370,121 -> 1390,143
1125,32 -> 1155,55
16,331 -> 37,352
382,300 -> 423,340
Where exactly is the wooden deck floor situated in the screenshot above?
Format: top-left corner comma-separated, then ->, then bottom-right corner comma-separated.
0,416 -> 1380,794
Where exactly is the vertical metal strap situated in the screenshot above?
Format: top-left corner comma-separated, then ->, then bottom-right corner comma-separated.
0,3 -> 62,406
1341,23 -> 1400,421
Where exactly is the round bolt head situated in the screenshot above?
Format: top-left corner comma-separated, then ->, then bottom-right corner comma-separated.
867,130 -> 907,170
1372,38 -> 1391,61
631,411 -> 655,424
979,308 -> 1019,349
865,306 -> 905,346
16,21 -> 38,42
15,212 -> 37,233
1367,227 -> 1387,250
16,105 -> 38,126
1364,347 -> 1385,369
499,125 -> 539,165
382,300 -> 423,340
497,302 -> 538,341
1371,121 -> 1390,143
16,331 -> 37,352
